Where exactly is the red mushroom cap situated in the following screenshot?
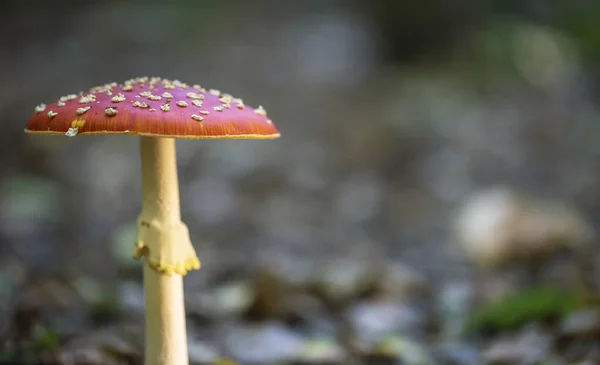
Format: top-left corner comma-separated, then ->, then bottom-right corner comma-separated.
25,77 -> 280,139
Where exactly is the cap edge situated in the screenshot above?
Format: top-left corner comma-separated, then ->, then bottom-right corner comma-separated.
24,129 -> 281,140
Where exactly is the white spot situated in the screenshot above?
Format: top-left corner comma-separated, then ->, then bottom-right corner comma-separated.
76,106 -> 91,115
139,91 -> 152,97
236,103 -> 245,109
213,106 -> 224,112
34,103 -> 46,113
57,101 -> 66,107
123,84 -> 133,91
176,101 -> 188,107
65,127 -> 79,137
162,92 -> 173,98
105,107 -> 118,116
254,105 -> 267,116
133,101 -> 142,107
192,100 -> 202,107
79,94 -> 96,104
199,110 -> 209,115
191,114 -> 204,121
47,110 -> 58,119
148,95 -> 161,101
149,108 -> 156,112
209,89 -> 221,96
160,104 -> 171,111
60,94 -> 78,102
111,93 -> 126,102
186,92 -> 204,100
89,83 -> 114,94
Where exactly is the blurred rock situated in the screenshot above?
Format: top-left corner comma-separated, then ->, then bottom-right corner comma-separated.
482,326 -> 552,365
373,335 -> 434,365
347,299 -> 429,343
290,337 -> 347,365
313,258 -> 378,306
455,187 -> 521,268
375,262 -> 428,299
559,308 -> 600,338
454,187 -> 594,268
434,342 -> 481,365
222,321 -> 306,364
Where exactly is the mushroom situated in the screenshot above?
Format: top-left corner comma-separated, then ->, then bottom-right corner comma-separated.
24,77 -> 280,365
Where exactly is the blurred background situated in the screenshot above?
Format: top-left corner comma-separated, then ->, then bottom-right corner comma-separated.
1,0 -> 600,364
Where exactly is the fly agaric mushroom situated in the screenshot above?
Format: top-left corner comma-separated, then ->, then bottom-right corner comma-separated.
25,77 -> 280,365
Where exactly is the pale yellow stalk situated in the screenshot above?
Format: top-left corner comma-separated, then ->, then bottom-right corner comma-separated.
134,136 -> 200,365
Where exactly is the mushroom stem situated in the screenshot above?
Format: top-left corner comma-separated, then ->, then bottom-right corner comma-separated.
140,137 -> 181,222
144,261 -> 188,365
139,136 -> 189,365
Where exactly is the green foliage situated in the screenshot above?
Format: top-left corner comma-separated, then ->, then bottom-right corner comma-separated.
554,1 -> 600,64
31,326 -> 60,353
464,286 -> 584,335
